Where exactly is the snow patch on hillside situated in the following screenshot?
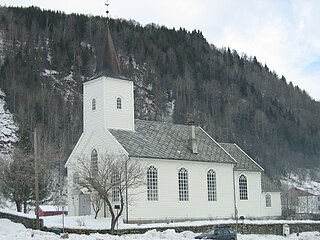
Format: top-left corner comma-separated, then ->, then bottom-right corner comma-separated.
0,88 -> 19,155
281,172 -> 320,195
40,69 -> 81,100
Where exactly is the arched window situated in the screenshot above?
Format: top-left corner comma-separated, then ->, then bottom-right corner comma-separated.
73,172 -> 79,187
265,193 -> 271,207
92,98 -> 96,110
178,167 -> 189,201
147,166 -> 158,201
116,97 -> 122,109
112,172 -> 120,202
91,149 -> 98,175
207,169 -> 217,201
239,174 -> 248,200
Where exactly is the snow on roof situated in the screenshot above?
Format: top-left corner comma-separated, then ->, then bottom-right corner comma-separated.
281,173 -> 320,195
39,205 -> 67,212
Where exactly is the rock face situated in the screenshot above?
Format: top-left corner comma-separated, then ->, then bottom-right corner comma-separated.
0,89 -> 18,155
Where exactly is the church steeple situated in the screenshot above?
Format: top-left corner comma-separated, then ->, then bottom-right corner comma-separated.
91,2 -> 126,80
92,24 -> 124,79
83,1 -> 134,131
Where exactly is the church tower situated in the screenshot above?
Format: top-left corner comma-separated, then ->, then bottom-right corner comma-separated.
83,25 -> 134,131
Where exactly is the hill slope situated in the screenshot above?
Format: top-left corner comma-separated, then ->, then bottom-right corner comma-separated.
0,6 -> 319,177
0,88 -> 18,155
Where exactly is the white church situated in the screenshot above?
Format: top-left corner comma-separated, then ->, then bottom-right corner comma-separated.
65,26 -> 282,223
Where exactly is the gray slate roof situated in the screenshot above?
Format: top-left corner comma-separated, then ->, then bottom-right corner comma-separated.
219,143 -> 280,192
261,173 -> 281,192
219,143 -> 263,172
109,120 -> 236,164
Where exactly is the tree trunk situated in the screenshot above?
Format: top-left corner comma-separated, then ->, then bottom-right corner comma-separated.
94,210 -> 99,219
110,219 -> 116,235
23,200 -> 27,213
15,200 -> 22,212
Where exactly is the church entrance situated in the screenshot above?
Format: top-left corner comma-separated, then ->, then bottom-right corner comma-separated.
79,193 -> 91,216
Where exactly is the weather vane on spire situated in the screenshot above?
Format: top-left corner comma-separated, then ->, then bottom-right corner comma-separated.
105,0 -> 110,19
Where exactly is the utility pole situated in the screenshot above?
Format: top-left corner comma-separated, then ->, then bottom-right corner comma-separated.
34,128 -> 40,229
125,157 -> 128,223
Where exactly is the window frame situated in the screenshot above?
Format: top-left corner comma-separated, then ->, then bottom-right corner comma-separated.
91,149 -> 98,175
147,166 -> 158,201
73,172 -> 79,187
92,98 -> 96,111
239,174 -> 248,200
207,169 -> 217,201
116,97 -> 122,109
178,167 -> 189,201
111,172 -> 120,202
265,193 -> 272,207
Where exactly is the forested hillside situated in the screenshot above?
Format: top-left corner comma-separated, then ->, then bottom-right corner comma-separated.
0,6 -> 319,177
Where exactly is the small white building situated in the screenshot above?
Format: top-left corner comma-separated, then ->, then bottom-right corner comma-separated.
286,187 -> 320,217
65,26 -> 281,223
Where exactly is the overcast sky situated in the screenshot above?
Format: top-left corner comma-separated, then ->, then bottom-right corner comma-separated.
2,0 -> 320,100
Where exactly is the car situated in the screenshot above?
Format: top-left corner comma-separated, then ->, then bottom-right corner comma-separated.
195,226 -> 237,240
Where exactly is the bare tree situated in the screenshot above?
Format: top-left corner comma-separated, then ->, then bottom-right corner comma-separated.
74,153 -> 145,234
91,192 -> 103,219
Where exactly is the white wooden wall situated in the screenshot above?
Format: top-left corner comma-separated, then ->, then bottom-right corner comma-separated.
235,171 -> 262,218
66,128 -> 127,216
83,76 -> 134,131
127,158 -> 236,222
261,192 -> 282,217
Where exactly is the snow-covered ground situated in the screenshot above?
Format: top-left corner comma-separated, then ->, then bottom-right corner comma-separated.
2,209 -> 320,240
1,218 -> 320,240
42,213 -> 320,230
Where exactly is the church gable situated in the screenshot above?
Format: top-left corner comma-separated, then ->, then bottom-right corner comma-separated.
65,128 -> 127,168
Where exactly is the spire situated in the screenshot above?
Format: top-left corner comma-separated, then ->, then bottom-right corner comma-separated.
91,1 -> 125,80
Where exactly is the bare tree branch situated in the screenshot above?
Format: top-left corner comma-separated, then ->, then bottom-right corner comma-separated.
71,152 -> 145,234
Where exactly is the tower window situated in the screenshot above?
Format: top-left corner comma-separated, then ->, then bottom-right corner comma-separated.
92,98 -> 96,110
116,97 -> 122,109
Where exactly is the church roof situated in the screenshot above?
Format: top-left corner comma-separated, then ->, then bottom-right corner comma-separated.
219,143 -> 264,172
261,173 -> 281,192
90,24 -> 130,81
109,120 -> 236,164
219,143 -> 280,192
